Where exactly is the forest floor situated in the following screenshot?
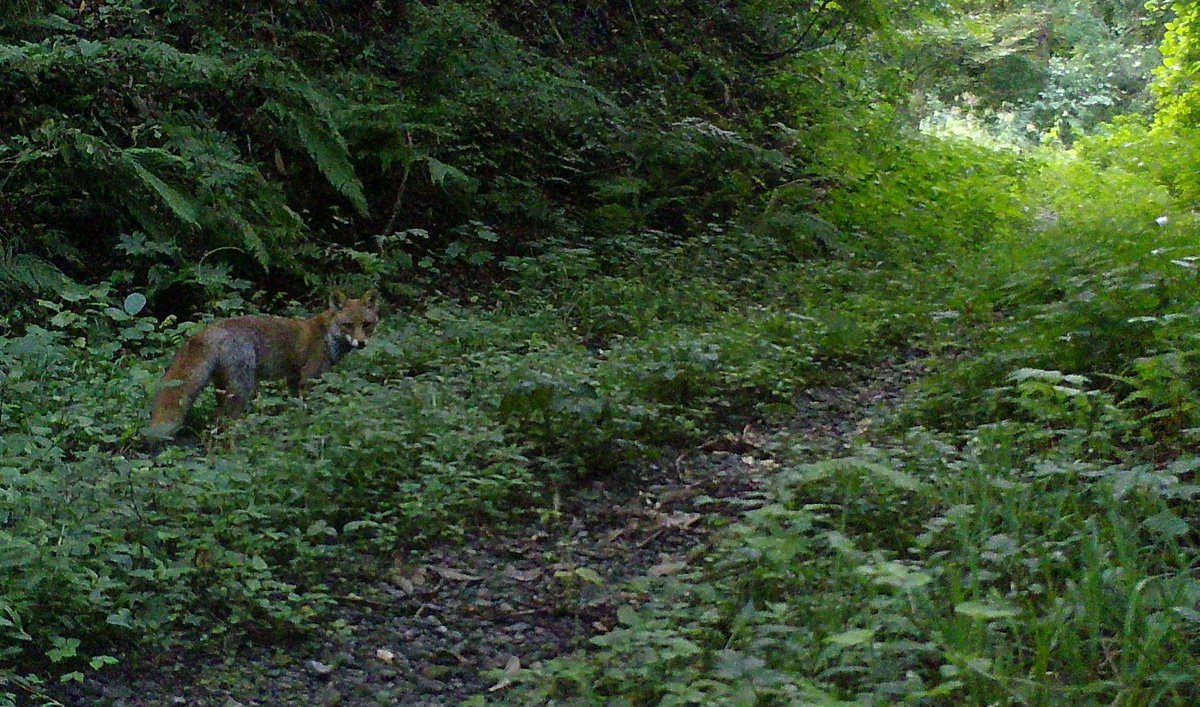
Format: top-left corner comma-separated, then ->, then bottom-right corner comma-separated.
62,356 -> 922,707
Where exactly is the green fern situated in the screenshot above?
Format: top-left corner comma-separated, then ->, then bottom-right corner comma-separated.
290,110 -> 369,216
424,155 -> 475,191
122,149 -> 202,229
0,252 -> 67,294
113,38 -> 227,80
256,66 -> 370,217
226,208 -> 270,269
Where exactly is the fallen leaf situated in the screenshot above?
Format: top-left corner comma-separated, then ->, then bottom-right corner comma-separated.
658,486 -> 701,504
648,560 -> 688,577
502,565 -> 542,582
388,563 -> 428,593
487,655 -> 522,692
432,566 -> 481,582
658,511 -> 702,529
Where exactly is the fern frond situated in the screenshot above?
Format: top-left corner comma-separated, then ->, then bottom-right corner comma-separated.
111,38 -> 229,81
226,209 -> 270,269
122,149 -> 201,228
0,252 -> 67,294
424,155 -> 475,191
291,110 -> 369,216
254,62 -> 370,216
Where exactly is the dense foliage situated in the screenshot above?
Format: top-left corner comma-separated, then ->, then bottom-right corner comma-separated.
0,0 -> 908,312
5,0 -> 1200,705
500,3 -> 1200,703
915,0 -> 1169,144
0,0 -> 939,701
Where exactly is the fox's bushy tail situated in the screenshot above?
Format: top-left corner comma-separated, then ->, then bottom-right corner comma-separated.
146,338 -> 217,439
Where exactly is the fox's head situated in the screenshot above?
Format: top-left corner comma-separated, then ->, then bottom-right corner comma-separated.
327,289 -> 380,350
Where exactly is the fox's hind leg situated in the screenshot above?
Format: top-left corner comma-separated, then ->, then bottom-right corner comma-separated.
214,372 -> 256,420
207,364 -> 250,453
146,336 -> 221,441
213,344 -> 258,423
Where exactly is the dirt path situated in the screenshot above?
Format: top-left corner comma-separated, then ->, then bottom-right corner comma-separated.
63,358 -> 921,707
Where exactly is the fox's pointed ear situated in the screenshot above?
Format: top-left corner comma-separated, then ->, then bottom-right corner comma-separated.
362,288 -> 380,309
329,289 -> 348,311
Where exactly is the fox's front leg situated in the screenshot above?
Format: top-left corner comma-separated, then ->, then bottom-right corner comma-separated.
287,375 -> 310,414
290,359 -> 328,404
295,357 -> 333,396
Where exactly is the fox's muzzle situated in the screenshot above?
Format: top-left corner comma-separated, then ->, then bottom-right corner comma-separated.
347,336 -> 366,349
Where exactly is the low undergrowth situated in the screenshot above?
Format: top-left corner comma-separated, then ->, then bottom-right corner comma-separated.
0,198 -> 974,703
501,123 -> 1200,705
7,0 -> 1199,704
508,387 -> 1200,704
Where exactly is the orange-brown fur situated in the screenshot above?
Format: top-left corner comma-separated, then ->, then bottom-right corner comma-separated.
146,290 -> 380,438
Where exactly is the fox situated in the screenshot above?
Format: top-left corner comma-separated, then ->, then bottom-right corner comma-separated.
146,289 -> 380,439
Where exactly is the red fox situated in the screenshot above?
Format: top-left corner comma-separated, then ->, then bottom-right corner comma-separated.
146,289 -> 380,438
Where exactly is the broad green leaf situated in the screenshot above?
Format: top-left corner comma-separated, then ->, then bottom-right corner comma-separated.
123,292 -> 147,316
574,566 -> 603,584
1144,511 -> 1188,537
425,156 -> 474,190
955,600 -> 1019,620
826,628 -> 875,647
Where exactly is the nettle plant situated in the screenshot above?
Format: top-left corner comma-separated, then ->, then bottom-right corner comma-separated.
1003,368 -> 1128,458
